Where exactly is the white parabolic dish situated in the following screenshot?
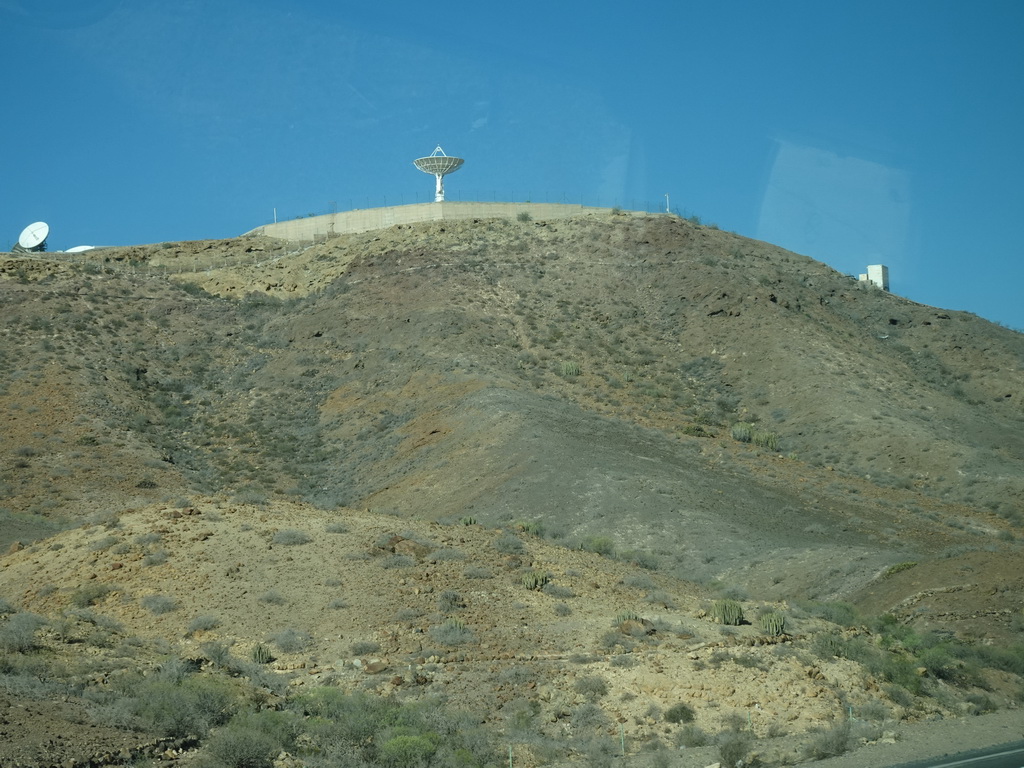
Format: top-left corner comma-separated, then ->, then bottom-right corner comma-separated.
413,146 -> 464,202
413,154 -> 464,176
18,221 -> 49,249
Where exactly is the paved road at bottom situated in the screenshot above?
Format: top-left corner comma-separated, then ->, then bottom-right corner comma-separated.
891,742 -> 1024,768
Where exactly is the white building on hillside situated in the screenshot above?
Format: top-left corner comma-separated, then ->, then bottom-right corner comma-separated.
858,264 -> 889,291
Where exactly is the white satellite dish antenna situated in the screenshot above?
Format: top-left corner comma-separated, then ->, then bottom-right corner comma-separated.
13,221 -> 49,253
65,245 -> 95,253
413,146 -> 464,202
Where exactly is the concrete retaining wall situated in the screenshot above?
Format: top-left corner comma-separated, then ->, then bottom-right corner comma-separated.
244,202 -> 639,240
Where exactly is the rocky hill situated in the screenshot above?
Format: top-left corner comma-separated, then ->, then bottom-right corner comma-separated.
0,210 -> 1021,767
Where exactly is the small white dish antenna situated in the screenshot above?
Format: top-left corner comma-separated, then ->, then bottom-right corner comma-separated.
14,221 -> 49,252
65,245 -> 95,253
413,146 -> 464,202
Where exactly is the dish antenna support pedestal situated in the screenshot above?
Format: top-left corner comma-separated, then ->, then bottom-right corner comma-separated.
413,146 -> 464,202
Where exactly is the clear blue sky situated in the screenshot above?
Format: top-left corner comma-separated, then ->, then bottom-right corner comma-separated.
3,1 -> 1023,329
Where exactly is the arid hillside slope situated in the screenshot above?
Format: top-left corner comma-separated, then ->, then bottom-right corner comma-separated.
0,210 -> 1021,767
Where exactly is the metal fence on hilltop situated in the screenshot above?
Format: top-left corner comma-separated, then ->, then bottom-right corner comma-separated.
269,190 -> 702,227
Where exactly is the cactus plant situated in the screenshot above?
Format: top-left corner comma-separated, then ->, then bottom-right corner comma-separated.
758,610 -> 786,637
251,643 -> 274,664
614,611 -> 643,626
712,599 -> 745,626
560,361 -> 581,377
752,430 -> 779,451
522,571 -> 550,591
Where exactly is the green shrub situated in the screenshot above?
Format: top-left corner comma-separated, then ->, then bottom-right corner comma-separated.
645,590 -> 675,608
141,595 -> 177,615
965,692 -> 997,714
272,528 -> 311,546
350,640 -> 380,656
883,683 -> 916,707
730,422 -> 753,443
65,608 -> 123,633
251,644 -> 274,664
542,583 -> 574,599
70,583 -> 113,607
623,573 -> 657,591
438,590 -> 463,612
675,724 -> 709,747
974,643 -> 1024,676
515,520 -> 544,536
876,655 -> 923,694
201,641 -> 235,668
574,675 -> 608,699
428,618 -> 474,646
560,361 -> 581,377
257,591 -> 286,605
803,721 -> 851,759
712,599 -> 744,626
292,689 -> 398,747
269,628 -> 313,653
0,612 -> 46,652
325,522 -> 349,534
142,549 -> 169,566
811,631 -> 860,660
663,702 -> 695,724
133,676 -> 237,738
379,728 -> 441,768
201,723 -> 280,768
188,615 -> 221,634
234,708 -> 305,753
717,730 -> 752,768
570,702 -> 607,730
516,211 -> 532,222
88,535 -> 119,552
858,701 -> 890,722
580,536 -> 615,556
493,533 -> 525,554
802,600 -> 858,627
380,554 -> 415,569
659,704 -> 692,729
916,645 -> 959,681
620,550 -> 660,570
